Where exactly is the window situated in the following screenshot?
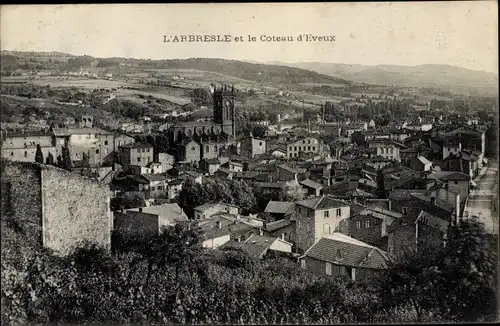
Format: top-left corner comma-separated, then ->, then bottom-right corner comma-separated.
336,208 -> 341,216
339,266 -> 346,276
158,186 -> 163,191
308,146 -> 311,151
303,140 -> 305,144
259,142 -> 263,146
206,146 -> 210,152
294,146 -> 297,151
96,149 -> 99,154
137,157 -> 141,162
104,140 -> 108,145
308,140 -> 311,144
326,262 -> 332,275
147,148 -> 150,152
454,180 -> 458,184
191,146 -> 196,151
312,146 -> 316,151
10,152 -> 13,156
336,249 -> 343,261
402,207 -> 408,215
324,210 -> 329,218
356,221 -> 361,230
365,220 -> 371,228
300,259 -> 306,269
151,186 -> 155,191
24,151 -> 27,157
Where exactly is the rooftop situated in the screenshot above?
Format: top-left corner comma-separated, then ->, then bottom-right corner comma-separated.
119,142 -> 153,149
296,195 -> 349,210
265,201 -> 295,214
302,233 -> 389,269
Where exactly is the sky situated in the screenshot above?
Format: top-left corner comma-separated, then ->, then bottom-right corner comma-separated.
1,2 -> 498,73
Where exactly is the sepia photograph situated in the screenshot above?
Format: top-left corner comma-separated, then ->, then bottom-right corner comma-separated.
0,2 -> 498,324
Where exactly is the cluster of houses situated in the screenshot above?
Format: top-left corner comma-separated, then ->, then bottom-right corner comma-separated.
1,84 -> 492,284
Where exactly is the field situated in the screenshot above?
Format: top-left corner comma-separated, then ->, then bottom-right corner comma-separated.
1,76 -> 129,90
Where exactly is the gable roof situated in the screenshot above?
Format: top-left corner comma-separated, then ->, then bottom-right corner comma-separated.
417,156 -> 432,166
427,171 -> 470,181
302,233 -> 389,269
265,201 -> 294,214
265,218 -> 293,232
300,179 -> 324,190
127,203 -> 187,226
297,195 -> 349,210
417,211 -> 450,232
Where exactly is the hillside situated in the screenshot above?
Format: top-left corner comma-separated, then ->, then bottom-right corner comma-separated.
267,62 -> 499,94
0,51 -> 352,86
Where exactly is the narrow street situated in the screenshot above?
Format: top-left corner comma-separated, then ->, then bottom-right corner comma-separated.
465,163 -> 498,234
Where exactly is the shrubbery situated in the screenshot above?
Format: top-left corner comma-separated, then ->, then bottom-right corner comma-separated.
1,217 -> 497,324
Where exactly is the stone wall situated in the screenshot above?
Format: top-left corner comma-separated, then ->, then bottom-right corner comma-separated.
41,165 -> 112,255
1,161 -> 44,249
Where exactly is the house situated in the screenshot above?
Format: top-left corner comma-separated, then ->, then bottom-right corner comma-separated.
140,173 -> 169,198
388,129 -> 412,142
442,152 -> 480,179
113,203 -> 188,239
194,202 -> 239,220
264,218 -> 296,243
286,137 -> 325,158
427,171 -> 470,200
1,130 -> 58,163
226,160 -> 244,172
276,164 -> 307,182
240,135 -> 267,158
118,143 -> 154,168
368,139 -> 407,162
298,233 -> 390,283
442,138 -> 462,160
348,207 -> 402,250
264,201 -> 295,220
222,234 -> 293,259
199,158 -> 221,175
166,178 -> 184,199
300,178 -> 323,197
387,210 -> 449,258
295,195 -> 351,253
198,215 -> 258,249
407,155 -> 433,172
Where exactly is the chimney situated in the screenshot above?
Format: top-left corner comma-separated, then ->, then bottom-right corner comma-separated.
281,233 -> 285,241
237,236 -> 241,243
216,221 -> 222,229
388,200 -> 392,211
139,207 -> 143,212
259,228 -> 263,236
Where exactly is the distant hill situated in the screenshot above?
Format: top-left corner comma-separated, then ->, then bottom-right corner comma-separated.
266,61 -> 499,94
0,51 -> 352,86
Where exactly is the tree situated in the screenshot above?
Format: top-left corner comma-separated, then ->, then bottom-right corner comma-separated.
35,144 -> 44,164
61,146 -> 72,170
45,152 -> 55,166
375,169 -> 386,199
281,180 -> 306,202
251,124 -> 268,138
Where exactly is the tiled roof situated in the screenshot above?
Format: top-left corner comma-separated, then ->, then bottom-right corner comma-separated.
53,127 -> 113,136
127,203 -> 187,226
297,195 -> 349,210
300,179 -> 323,190
265,201 -> 294,214
410,193 -> 455,213
265,219 -> 292,232
142,173 -> 168,182
303,233 -> 389,269
427,171 -> 470,181
201,218 -> 255,240
119,142 -> 153,149
194,202 -> 239,213
254,182 -> 285,189
278,164 -> 306,174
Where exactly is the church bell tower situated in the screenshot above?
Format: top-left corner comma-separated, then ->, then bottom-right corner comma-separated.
213,84 -> 235,137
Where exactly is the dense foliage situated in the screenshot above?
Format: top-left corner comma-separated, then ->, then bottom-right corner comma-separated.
1,215 -> 497,324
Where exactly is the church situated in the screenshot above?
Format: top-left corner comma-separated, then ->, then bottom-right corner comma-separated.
167,84 -> 237,164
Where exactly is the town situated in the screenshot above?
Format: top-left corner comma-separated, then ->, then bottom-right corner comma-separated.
1,50 -> 499,324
